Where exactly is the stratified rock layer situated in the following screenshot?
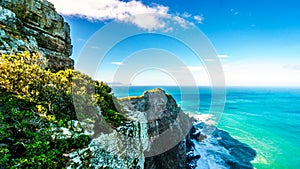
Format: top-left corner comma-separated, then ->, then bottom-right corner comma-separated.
0,0 -> 73,71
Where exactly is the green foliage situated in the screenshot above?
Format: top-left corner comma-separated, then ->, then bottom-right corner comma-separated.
94,81 -> 127,126
0,52 -> 126,168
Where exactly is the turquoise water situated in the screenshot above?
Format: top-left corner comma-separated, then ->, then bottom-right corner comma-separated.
113,86 -> 300,169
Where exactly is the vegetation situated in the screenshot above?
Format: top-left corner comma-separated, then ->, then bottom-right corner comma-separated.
0,52 -> 126,168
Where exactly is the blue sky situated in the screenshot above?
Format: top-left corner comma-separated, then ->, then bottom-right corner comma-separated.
49,0 -> 300,86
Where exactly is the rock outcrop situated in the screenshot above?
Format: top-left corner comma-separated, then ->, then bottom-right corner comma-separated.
0,0 -> 73,71
119,88 -> 193,169
67,88 -> 194,169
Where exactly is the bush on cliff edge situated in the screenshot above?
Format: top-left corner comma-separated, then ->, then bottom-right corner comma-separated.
0,52 -> 126,168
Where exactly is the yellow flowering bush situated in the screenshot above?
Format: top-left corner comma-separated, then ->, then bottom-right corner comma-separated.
0,52 -> 126,167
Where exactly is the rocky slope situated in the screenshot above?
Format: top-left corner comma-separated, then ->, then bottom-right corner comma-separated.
0,0 -> 73,71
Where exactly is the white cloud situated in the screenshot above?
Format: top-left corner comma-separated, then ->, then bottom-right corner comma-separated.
48,0 -> 198,31
181,12 -> 192,18
283,64 -> 300,71
186,66 -> 204,72
122,13 -> 168,30
230,9 -> 239,15
101,60 -> 300,86
111,61 -> 123,65
89,46 -> 101,50
204,58 -> 216,62
173,15 -> 190,28
193,15 -> 204,23
217,54 -> 229,58
223,60 -> 300,86
48,0 -> 168,20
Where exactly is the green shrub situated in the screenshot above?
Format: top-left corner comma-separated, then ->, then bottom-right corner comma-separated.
0,52 -> 126,168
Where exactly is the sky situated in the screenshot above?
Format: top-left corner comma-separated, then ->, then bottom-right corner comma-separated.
48,0 -> 300,86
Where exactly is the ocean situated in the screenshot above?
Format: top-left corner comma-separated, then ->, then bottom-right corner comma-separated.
112,86 -> 300,169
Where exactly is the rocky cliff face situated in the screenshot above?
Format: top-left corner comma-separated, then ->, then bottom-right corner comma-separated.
66,88 -> 194,169
119,88 -> 193,169
120,89 -> 192,169
0,0 -> 73,71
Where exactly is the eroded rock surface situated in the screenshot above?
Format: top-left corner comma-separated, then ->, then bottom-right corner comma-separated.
119,88 -> 193,169
0,0 -> 73,71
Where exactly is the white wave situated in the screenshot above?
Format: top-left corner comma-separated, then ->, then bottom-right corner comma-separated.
187,122 -> 231,169
188,113 -> 217,125
193,138 -> 230,169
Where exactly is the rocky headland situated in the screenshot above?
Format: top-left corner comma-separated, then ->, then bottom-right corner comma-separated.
66,88 -> 256,169
0,0 -> 256,168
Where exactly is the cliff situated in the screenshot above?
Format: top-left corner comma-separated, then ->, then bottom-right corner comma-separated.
66,88 -> 194,169
119,89 -> 193,169
0,0 -> 73,71
66,87 -> 256,169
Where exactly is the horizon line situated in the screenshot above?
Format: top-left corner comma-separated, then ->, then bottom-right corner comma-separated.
108,85 -> 300,88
